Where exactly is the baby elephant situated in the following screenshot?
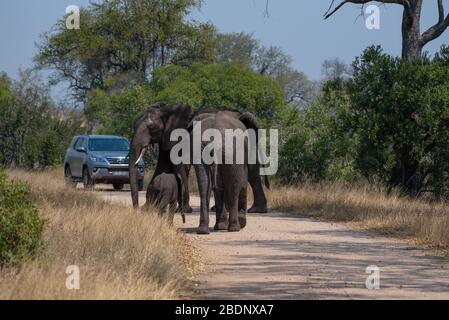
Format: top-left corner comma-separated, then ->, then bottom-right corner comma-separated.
145,173 -> 184,225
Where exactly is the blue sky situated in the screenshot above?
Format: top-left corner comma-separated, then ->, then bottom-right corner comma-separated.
0,0 -> 447,87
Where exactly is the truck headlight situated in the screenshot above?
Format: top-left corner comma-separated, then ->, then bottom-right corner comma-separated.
89,155 -> 107,163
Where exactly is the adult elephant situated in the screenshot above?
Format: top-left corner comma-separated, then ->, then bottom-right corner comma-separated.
189,111 -> 249,234
128,103 -> 269,216
188,108 -> 269,214
129,103 -> 193,211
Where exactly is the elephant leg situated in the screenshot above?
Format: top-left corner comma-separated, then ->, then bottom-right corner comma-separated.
238,185 -> 248,229
194,164 -> 210,235
248,164 -> 268,213
223,171 -> 241,233
179,164 -> 193,213
213,179 -> 228,231
226,193 -> 240,233
143,185 -> 156,211
168,202 -> 177,226
158,198 -> 169,218
144,185 -> 151,210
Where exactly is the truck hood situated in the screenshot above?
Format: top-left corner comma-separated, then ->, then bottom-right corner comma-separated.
88,151 -> 130,159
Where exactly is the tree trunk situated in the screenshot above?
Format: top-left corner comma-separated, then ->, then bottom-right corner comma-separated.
325,0 -> 449,60
401,1 -> 424,60
390,146 -> 421,196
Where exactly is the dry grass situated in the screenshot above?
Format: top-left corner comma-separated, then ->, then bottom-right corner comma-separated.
269,182 -> 449,250
0,169 -> 197,300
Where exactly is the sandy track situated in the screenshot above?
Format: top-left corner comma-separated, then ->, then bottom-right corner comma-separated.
98,188 -> 449,300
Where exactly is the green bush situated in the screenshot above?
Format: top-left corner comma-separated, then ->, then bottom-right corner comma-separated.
1,71 -> 85,169
92,85 -> 151,139
278,82 -> 360,185
0,168 -> 44,266
152,62 -> 285,126
345,46 -> 449,196
278,45 -> 449,198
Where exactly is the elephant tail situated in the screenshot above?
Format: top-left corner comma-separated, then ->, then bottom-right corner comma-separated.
264,175 -> 271,190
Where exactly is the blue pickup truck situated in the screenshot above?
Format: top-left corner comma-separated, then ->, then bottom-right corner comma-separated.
64,135 -> 145,191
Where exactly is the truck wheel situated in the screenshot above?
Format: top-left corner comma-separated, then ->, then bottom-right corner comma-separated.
113,183 -> 124,191
138,180 -> 144,192
64,166 -> 77,189
83,167 -> 94,191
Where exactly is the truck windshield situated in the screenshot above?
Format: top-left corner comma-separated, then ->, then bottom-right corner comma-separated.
88,139 -> 130,152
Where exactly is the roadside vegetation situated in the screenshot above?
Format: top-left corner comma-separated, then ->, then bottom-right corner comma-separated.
269,183 -> 449,251
278,46 -> 449,197
0,168 -> 44,266
4,0 -> 449,202
269,46 -> 449,252
0,169 -> 197,299
1,0 -> 449,274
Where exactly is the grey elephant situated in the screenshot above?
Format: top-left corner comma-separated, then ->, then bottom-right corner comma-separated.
129,103 -> 193,212
189,107 -> 270,214
128,103 -> 266,234
145,172 -> 184,225
188,111 -> 249,234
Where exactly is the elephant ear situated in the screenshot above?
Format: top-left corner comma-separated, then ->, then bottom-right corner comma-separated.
240,112 -> 270,190
132,103 -> 166,146
239,111 -> 261,158
239,112 -> 260,132
161,104 -> 194,151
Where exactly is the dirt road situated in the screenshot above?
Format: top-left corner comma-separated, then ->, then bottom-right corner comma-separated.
98,188 -> 449,300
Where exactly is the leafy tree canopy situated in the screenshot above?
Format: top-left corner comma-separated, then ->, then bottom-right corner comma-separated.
36,0 -> 215,101
278,44 -> 449,197
346,45 -> 449,195
152,62 -> 286,125
0,71 -> 84,168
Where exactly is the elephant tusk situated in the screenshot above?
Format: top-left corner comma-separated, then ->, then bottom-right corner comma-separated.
135,147 -> 148,166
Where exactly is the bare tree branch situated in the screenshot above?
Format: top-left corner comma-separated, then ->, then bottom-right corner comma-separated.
437,0 -> 445,23
264,0 -> 270,18
323,0 -> 404,20
421,0 -> 449,45
322,0 -> 449,59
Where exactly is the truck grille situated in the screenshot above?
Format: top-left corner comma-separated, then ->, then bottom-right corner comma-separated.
107,157 -> 129,165
108,167 -> 129,172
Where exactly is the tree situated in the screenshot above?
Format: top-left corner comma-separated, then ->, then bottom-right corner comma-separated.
254,46 -> 292,76
324,0 -> 449,60
0,70 -> 53,167
321,58 -> 352,80
344,46 -> 449,196
278,81 -> 359,185
214,32 -> 259,66
151,62 -> 286,125
86,77 -> 151,138
0,73 -> 14,165
0,70 -> 84,168
36,0 -> 213,101
278,45 -> 449,195
214,32 -> 319,108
